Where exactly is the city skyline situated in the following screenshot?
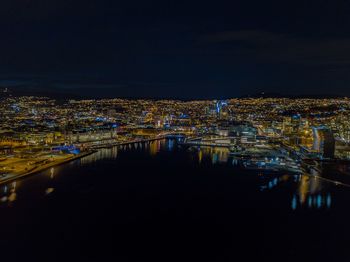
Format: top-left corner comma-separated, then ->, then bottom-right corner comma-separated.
2,1 -> 350,261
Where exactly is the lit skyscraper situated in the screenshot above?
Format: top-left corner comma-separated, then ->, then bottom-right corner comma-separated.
312,126 -> 335,159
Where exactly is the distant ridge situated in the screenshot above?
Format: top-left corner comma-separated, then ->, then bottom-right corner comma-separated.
241,92 -> 345,99
0,86 -> 346,100
0,86 -> 82,100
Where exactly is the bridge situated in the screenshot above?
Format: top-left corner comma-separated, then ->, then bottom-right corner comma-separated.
79,131 -> 192,150
157,131 -> 194,138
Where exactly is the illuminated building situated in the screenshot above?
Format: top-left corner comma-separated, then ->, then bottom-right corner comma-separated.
312,126 -> 335,159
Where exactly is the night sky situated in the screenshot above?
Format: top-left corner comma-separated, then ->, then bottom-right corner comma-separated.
1,0 -> 350,99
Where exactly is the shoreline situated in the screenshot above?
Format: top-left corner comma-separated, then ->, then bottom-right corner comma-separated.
86,136 -> 166,149
0,150 -> 97,185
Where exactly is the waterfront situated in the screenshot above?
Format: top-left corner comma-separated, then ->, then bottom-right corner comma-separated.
0,139 -> 350,261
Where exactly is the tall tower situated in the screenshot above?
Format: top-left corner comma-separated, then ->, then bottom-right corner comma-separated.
312,126 -> 335,159
215,100 -> 228,119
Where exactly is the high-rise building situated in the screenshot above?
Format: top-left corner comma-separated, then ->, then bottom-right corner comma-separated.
282,116 -> 292,135
215,100 -> 228,119
291,114 -> 301,133
312,126 -> 335,159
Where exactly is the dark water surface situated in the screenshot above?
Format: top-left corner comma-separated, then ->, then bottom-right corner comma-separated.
0,139 -> 350,261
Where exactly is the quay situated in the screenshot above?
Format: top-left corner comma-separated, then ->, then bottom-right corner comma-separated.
0,150 -> 96,185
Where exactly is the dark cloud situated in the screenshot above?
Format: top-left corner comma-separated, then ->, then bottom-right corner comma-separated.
1,0 -> 350,98
201,30 -> 350,68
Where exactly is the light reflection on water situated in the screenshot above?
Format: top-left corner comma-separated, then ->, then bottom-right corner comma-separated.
0,139 -> 340,210
259,173 -> 332,210
0,181 -> 17,205
196,146 -> 334,210
80,140 -> 163,165
81,146 -> 119,164
196,147 -> 230,164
